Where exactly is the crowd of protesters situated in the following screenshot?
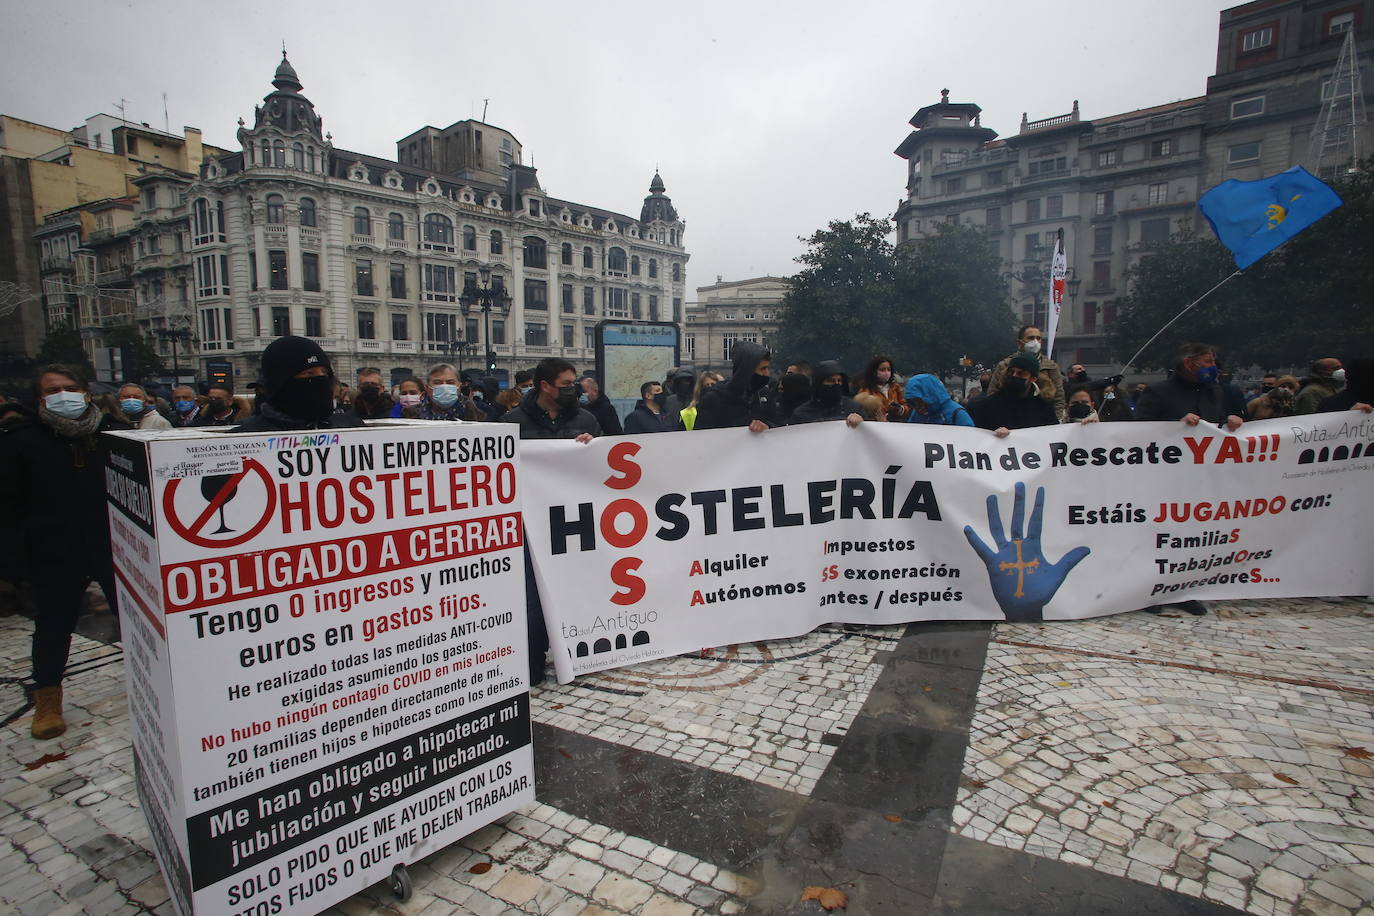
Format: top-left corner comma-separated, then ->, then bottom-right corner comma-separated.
2,331 -> 1371,735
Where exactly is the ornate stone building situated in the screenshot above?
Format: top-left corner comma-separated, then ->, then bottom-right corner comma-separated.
683,276 -> 786,372
160,54 -> 688,387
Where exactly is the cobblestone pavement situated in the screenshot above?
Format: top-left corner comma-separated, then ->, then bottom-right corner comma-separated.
0,596 -> 1370,914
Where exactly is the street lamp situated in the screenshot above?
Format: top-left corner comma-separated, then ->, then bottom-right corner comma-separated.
459,267 -> 512,374
445,333 -> 479,375
154,326 -> 195,380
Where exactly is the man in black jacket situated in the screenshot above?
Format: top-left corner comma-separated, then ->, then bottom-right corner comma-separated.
695,341 -> 778,431
623,381 -> 673,434
501,358 -> 599,685
578,375 -> 623,436
968,353 -> 1059,436
789,360 -> 865,427
1134,342 -> 1244,432
235,336 -> 367,432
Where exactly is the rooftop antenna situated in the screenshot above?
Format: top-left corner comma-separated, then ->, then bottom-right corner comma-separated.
1308,29 -> 1368,176
482,99 -> 490,122
162,92 -> 169,134
114,98 -> 128,124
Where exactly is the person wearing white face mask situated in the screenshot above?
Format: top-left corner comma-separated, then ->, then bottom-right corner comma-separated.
0,364 -> 123,740
1293,357 -> 1345,415
988,325 -> 1067,421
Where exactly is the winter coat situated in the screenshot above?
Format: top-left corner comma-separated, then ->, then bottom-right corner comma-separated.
1295,376 -> 1341,415
583,394 -> 623,436
695,341 -> 779,429
904,374 -> 973,426
500,388 -> 602,439
235,403 -> 369,432
856,378 -> 909,421
0,406 -> 119,583
790,360 -> 864,424
967,390 -> 1058,431
990,353 -> 1066,421
623,401 -> 672,434
1134,370 -> 1232,425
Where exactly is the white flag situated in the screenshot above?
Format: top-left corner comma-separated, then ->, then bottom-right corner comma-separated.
1046,232 -> 1067,360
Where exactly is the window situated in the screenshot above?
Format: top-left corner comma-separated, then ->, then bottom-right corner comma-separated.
722,335 -> 738,361
1094,190 -> 1114,216
302,253 -> 320,292
1230,95 -> 1265,119
195,255 -> 218,296
293,143 -> 305,169
388,213 -> 404,241
561,242 -> 573,266
528,198 -> 541,218
1241,26 -> 1273,52
649,295 -> 659,320
271,306 -> 290,336
606,288 -> 628,318
583,246 -> 594,269
648,258 -> 658,279
524,279 -> 548,310
1228,141 -> 1262,164
1047,195 -> 1063,218
193,199 -> 211,244
1329,11 -> 1354,34
304,307 -> 322,338
1091,261 -> 1111,289
1027,157 -> 1068,176
142,186 -> 157,210
299,197 -> 317,228
585,326 -> 596,350
466,318 -> 479,344
353,207 -> 372,236
389,263 -> 406,299
425,312 -> 457,344
356,260 -> 374,297
1150,139 -> 1173,158
266,194 -> 285,224
631,293 -> 642,319
986,170 -> 1004,186
1096,149 -> 1117,167
985,208 -> 1002,230
607,247 -> 627,272
562,284 -> 574,313
423,264 -> 457,301
525,322 -> 548,347
1140,218 -> 1171,243
491,319 -> 506,345
269,250 -> 288,290
631,255 -> 640,276
945,177 -> 963,193
463,225 -> 477,251
392,312 -> 409,341
1026,199 -> 1041,222
146,234 -> 161,255
423,213 -> 453,249
671,262 -> 681,282
562,323 -> 574,348
1082,301 -> 1098,334
489,230 -> 503,255
358,311 -> 376,340
1322,76 -> 1356,101
273,141 -> 285,167
1093,226 -> 1113,255
685,335 -> 695,357
583,287 -> 595,315
249,251 -> 258,290
523,236 -> 547,269
1147,182 -> 1169,206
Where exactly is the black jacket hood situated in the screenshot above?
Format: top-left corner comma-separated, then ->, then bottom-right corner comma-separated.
810,359 -> 849,392
725,342 -> 770,398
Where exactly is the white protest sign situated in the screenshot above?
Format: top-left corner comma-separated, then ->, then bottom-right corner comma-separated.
105,422 -> 532,916
521,415 -> 1374,682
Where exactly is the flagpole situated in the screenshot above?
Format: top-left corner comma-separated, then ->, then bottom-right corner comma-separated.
1117,269 -> 1243,374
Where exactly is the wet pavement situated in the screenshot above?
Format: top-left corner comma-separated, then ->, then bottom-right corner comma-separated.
1,593 -> 1371,915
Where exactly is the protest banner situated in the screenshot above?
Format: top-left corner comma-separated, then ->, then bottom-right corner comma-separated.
522,414 -> 1374,682
104,422 -> 531,916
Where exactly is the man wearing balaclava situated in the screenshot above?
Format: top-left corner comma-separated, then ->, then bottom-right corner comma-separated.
968,352 -> 1059,436
694,341 -> 778,431
235,336 -> 367,432
987,325 -> 1067,421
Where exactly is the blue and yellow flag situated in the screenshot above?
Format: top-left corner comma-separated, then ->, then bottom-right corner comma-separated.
1198,166 -> 1343,270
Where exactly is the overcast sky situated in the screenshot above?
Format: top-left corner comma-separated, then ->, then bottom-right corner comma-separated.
2,0 -> 1238,297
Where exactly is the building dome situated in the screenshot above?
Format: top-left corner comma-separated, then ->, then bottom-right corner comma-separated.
253,52 -> 322,138
641,171 -> 678,223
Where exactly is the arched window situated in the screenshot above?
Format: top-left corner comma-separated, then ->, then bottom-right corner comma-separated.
671,262 -> 681,282
273,141 -> 286,168
292,143 -> 305,169
388,213 -> 404,241
266,194 -> 285,224
353,207 -> 372,236
582,246 -> 593,269
607,247 -> 627,272
490,230 -> 503,254
561,242 -> 573,266
423,213 -> 453,247
192,198 -> 211,244
631,255 -> 640,276
299,197 -> 316,228
260,139 -> 270,165
306,146 -> 315,171
648,258 -> 658,279
463,225 -> 476,251
523,236 -> 547,269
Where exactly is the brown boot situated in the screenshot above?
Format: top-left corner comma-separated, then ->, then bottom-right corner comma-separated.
31,686 -> 66,740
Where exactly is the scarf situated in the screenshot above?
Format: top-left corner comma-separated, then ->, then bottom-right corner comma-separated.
39,402 -> 103,439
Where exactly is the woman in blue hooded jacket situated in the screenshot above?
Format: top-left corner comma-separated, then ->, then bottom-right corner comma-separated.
904,374 -> 974,426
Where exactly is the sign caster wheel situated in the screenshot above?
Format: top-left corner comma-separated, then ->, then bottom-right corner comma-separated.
389,864 -> 413,902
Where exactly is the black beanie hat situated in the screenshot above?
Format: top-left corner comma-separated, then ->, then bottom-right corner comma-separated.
1009,352 -> 1041,376
260,335 -> 332,398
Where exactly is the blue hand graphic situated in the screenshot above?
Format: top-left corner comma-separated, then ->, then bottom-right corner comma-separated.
963,482 -> 1090,622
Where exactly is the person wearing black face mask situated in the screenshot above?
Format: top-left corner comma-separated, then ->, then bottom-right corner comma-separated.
789,360 -> 865,427
346,367 -> 394,421
193,383 -> 244,426
695,341 -> 779,431
1134,342 -> 1243,432
234,336 -> 367,432
624,381 -> 674,433
968,353 -> 1058,437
